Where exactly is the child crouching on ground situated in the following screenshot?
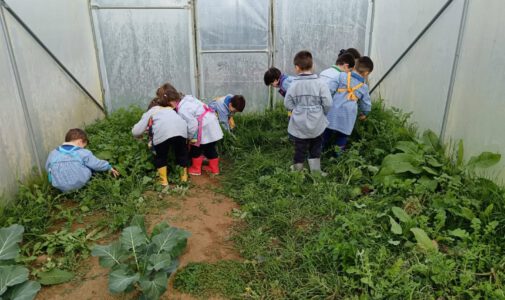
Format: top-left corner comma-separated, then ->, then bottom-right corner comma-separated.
284,50 -> 332,174
45,128 -> 119,192
323,56 -> 374,155
132,84 -> 189,186
157,83 -> 224,176
208,94 -> 246,131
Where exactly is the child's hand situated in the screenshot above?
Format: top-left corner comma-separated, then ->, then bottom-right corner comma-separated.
359,114 -> 367,121
110,168 -> 120,178
189,138 -> 197,145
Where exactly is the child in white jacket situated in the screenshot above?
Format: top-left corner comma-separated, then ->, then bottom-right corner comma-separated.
132,91 -> 189,185
157,83 -> 223,175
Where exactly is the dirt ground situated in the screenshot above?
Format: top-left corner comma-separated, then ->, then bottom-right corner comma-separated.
36,175 -> 240,300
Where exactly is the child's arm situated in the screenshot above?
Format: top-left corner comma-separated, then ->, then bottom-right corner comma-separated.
82,150 -> 113,172
358,86 -> 372,119
178,106 -> 198,141
131,111 -> 152,137
320,83 -> 333,115
284,89 -> 295,111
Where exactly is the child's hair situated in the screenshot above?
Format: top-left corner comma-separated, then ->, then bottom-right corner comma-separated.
65,128 -> 88,144
263,67 -> 281,86
147,97 -> 159,110
230,95 -> 246,112
156,83 -> 181,107
355,56 -> 374,74
293,50 -> 313,71
344,48 -> 361,59
336,53 -> 355,68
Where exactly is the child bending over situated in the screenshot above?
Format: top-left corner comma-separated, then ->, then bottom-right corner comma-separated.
157,84 -> 224,176
284,50 -> 332,174
132,84 -> 189,185
324,56 -> 374,155
45,128 -> 119,192
208,94 -> 246,131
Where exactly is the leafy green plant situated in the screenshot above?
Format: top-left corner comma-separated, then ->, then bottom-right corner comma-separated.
0,224 -> 41,300
92,216 -> 190,299
175,102 -> 505,299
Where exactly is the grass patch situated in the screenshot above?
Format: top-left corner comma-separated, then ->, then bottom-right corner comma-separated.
174,101 -> 505,299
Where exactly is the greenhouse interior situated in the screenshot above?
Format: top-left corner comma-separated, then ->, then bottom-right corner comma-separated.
1,0 -> 505,299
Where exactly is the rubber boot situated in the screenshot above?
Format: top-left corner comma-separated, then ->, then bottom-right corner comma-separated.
188,156 -> 203,176
157,167 -> 168,186
203,158 -> 220,175
290,163 -> 304,171
180,167 -> 188,182
308,158 -> 327,176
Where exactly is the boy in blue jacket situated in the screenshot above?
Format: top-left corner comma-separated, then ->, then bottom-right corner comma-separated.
324,56 -> 374,155
46,129 -> 119,192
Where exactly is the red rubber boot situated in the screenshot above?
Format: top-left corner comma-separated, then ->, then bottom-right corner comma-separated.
188,156 -> 204,175
203,158 -> 220,175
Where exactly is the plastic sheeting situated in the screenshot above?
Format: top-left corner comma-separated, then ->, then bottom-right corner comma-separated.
5,0 -> 103,104
197,0 -> 268,50
196,0 -> 270,111
200,53 -> 269,112
274,0 -> 369,75
0,9 -> 38,200
5,12 -> 104,173
92,0 -> 188,7
94,8 -> 194,110
369,0 -> 448,81
370,0 -> 464,134
443,0 -> 505,181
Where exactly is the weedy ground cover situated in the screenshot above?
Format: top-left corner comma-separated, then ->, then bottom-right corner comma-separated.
0,107 -> 169,282
174,101 -> 505,299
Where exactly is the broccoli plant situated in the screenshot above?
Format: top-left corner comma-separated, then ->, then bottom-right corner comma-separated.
0,224 -> 41,300
92,216 -> 190,300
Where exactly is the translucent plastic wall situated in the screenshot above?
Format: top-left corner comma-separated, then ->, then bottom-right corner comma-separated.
0,3 -> 105,201
4,0 -> 103,105
274,0 -> 369,75
91,0 -> 195,111
370,0 -> 464,134
92,0 -> 369,112
442,0 -> 505,181
0,10 -> 38,199
370,0 -> 505,181
196,0 -> 269,111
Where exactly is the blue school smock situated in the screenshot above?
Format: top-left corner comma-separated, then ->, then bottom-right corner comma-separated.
326,71 -> 371,135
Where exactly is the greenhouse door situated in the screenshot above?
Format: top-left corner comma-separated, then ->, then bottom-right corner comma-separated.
91,0 -> 197,112
194,0 -> 272,111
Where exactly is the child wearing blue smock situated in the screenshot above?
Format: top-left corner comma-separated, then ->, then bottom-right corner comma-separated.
45,129 -> 119,192
324,56 -> 374,154
208,94 -> 246,132
319,53 -> 355,96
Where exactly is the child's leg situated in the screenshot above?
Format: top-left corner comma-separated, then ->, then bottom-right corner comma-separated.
173,136 -> 189,182
308,135 -> 326,175
334,131 -> 349,152
188,145 -> 204,175
321,128 -> 334,152
201,142 -> 218,159
202,142 -> 219,174
153,139 -> 170,185
293,137 -> 309,164
308,135 -> 323,159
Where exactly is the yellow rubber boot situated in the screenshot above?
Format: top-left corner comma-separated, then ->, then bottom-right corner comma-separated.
157,167 -> 168,186
180,167 -> 188,182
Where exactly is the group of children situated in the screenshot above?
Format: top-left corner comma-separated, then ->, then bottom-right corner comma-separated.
45,47 -> 372,192
46,85 -> 245,192
264,48 -> 374,174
